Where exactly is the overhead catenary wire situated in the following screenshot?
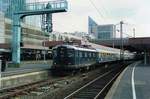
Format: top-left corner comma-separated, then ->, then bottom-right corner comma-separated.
123,22 -> 136,38
52,20 -> 80,32
96,0 -> 110,18
88,0 -> 105,20
88,0 -> 136,38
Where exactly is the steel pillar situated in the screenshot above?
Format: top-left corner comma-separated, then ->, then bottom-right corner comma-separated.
144,50 -> 147,65
46,13 -> 52,33
11,0 -> 25,65
0,60 -> 1,88
120,21 -> 124,60
41,13 -> 52,33
46,3 -> 52,33
12,15 -> 22,64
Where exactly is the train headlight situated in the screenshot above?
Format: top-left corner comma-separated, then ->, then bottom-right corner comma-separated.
68,63 -> 71,65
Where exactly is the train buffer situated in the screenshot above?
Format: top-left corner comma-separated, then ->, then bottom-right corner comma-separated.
105,61 -> 150,99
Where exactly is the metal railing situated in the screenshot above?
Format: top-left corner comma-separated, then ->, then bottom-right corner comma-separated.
22,0 -> 68,12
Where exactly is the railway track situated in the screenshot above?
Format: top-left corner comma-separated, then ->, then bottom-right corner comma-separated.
0,70 -> 93,99
64,67 -> 123,99
0,76 -> 70,99
0,62 -> 131,99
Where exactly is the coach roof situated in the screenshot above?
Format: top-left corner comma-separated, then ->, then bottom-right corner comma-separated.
53,45 -> 97,52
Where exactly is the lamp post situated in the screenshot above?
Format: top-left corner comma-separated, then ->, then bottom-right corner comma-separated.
112,25 -> 117,48
120,21 -> 124,60
43,32 -> 48,63
133,28 -> 135,38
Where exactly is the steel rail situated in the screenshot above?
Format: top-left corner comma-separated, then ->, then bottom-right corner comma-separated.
64,69 -> 115,99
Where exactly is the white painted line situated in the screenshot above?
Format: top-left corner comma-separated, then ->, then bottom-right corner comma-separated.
132,63 -> 137,99
105,66 -> 129,99
1,71 -> 47,80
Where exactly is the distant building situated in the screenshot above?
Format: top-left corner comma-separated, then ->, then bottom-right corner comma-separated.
72,31 -> 87,38
0,12 -> 5,43
88,16 -> 98,37
0,0 -> 41,28
88,17 -> 116,40
0,0 -> 25,19
97,24 -> 116,40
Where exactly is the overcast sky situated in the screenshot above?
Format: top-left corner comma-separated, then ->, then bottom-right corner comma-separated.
51,0 -> 150,37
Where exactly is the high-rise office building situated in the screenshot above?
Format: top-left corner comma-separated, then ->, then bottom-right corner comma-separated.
97,24 -> 116,40
88,16 -> 98,37
88,17 -> 116,40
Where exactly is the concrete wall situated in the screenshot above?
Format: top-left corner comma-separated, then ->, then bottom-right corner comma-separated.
4,18 -> 49,48
0,12 -> 5,43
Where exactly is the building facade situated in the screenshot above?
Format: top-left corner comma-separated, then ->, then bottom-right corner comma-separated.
97,24 -> 116,40
88,16 -> 98,38
88,17 -> 116,40
0,0 -> 25,19
0,11 -> 50,61
0,0 -> 41,28
0,12 -> 5,44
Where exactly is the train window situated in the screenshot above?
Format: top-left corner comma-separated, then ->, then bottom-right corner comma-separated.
75,51 -> 78,57
93,53 -> 95,57
60,51 -> 63,54
82,52 -> 85,57
68,49 -> 74,57
103,53 -> 105,55
85,52 -> 87,57
53,49 -> 57,57
102,53 -> 104,57
91,53 -> 93,57
102,53 -> 103,56
80,52 -> 82,57
100,53 -> 102,56
89,53 -> 91,57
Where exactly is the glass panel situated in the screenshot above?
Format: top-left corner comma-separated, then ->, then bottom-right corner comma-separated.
53,49 -> 57,58
68,49 -> 74,57
80,52 -> 82,57
89,53 -> 91,57
85,52 -> 87,57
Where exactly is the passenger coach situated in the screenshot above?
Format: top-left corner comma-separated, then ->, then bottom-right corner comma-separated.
52,44 -> 134,71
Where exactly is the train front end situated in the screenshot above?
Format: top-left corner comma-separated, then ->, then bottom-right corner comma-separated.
52,45 -> 75,71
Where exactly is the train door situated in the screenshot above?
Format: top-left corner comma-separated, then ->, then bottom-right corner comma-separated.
67,48 -> 75,66
57,46 -> 68,65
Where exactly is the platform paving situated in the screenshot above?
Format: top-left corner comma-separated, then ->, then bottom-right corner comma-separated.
5,60 -> 52,71
105,62 -> 150,99
1,60 -> 52,77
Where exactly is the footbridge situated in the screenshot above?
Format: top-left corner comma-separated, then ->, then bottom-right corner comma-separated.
11,0 -> 68,66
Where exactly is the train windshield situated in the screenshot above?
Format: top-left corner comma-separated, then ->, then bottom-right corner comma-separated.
53,49 -> 57,58
67,49 -> 74,57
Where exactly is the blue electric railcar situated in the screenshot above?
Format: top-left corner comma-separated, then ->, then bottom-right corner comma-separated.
52,45 -> 98,70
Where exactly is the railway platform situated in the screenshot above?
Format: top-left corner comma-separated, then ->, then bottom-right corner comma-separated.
0,60 -> 52,90
4,60 -> 52,72
105,61 -> 150,99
